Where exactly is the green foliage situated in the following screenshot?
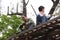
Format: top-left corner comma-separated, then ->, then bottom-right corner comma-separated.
0,15 -> 23,40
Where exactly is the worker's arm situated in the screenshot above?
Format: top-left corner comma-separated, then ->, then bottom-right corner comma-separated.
46,14 -> 53,20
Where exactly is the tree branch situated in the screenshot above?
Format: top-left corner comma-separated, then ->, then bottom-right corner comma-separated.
52,0 -> 55,3
26,0 -> 29,6
31,5 -> 37,16
7,13 -> 23,16
49,0 -> 59,14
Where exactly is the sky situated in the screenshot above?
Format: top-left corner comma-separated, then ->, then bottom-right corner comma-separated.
0,0 -> 53,24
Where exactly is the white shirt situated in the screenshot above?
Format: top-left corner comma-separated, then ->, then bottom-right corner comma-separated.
38,13 -> 45,16
38,13 -> 51,18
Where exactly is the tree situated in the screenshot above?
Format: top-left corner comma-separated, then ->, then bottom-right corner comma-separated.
23,0 -> 29,16
7,0 -> 29,17
49,0 -> 59,15
0,15 -> 23,40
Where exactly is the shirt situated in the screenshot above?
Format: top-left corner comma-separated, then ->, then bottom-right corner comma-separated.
36,13 -> 51,25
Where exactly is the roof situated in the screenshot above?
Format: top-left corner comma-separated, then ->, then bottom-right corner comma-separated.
6,16 -> 60,40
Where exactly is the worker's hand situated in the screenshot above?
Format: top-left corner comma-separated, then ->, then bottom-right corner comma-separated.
52,14 -> 56,16
49,14 -> 56,16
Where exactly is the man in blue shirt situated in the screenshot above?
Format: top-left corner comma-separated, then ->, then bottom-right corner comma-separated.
36,6 -> 52,25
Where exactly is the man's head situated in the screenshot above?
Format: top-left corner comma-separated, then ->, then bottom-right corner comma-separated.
38,6 -> 45,13
22,15 -> 27,21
